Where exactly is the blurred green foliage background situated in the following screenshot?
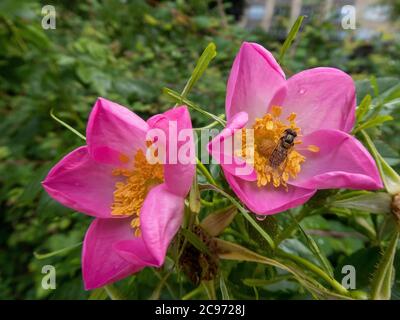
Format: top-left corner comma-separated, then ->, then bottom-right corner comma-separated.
0,0 -> 399,299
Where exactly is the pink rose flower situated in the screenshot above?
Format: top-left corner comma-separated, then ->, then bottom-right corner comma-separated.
208,42 -> 382,215
42,98 -> 195,289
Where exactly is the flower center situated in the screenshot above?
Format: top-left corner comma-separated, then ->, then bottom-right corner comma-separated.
111,149 -> 164,237
240,106 -> 318,189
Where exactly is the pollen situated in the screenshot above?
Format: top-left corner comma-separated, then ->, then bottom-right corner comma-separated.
240,106 -> 317,189
307,145 -> 320,152
111,149 -> 164,236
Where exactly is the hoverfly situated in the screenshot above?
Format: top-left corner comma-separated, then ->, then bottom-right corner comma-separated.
268,128 -> 297,168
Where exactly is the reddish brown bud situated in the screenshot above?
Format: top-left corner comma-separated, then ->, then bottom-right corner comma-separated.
391,193 -> 400,228
179,225 -> 219,285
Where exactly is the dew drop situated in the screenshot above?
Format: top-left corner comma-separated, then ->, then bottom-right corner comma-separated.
256,215 -> 266,221
299,88 -> 306,95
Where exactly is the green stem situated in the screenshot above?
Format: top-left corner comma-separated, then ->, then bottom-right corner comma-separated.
181,285 -> 204,300
277,250 -> 349,296
202,280 -> 217,300
200,184 -> 275,250
50,109 -> 86,141
200,197 -> 226,207
34,242 -> 82,260
150,268 -> 177,299
196,157 -> 218,186
194,114 -> 226,131
371,231 -> 399,299
241,210 -> 276,250
163,88 -> 226,126
275,208 -> 309,245
104,284 -> 126,300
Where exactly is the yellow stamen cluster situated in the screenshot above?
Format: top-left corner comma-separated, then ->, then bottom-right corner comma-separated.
111,149 -> 164,237
241,106 -> 311,189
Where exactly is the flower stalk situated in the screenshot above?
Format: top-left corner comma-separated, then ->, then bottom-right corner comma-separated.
276,250 -> 349,296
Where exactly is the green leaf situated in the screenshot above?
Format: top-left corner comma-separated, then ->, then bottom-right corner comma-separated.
356,94 -> 372,122
289,214 -> 334,277
278,15 -> 305,64
355,77 -> 398,103
331,192 -> 392,214
180,228 -> 211,255
23,24 -> 51,48
371,232 -> 399,300
202,280 -> 216,300
277,249 -> 349,297
143,14 -> 159,26
352,216 -> 377,241
353,115 -> 393,134
375,140 -> 400,167
332,190 -> 371,201
104,284 -> 126,300
370,75 -> 379,97
361,130 -> 400,195
181,42 -> 217,99
18,165 -> 50,205
149,269 -> 176,300
215,239 -> 351,299
34,242 -> 82,260
181,286 -> 204,300
88,288 -> 108,300
380,83 -> 400,103
242,275 -> 292,287
219,276 -> 230,300
335,247 -> 381,289
279,238 -> 317,262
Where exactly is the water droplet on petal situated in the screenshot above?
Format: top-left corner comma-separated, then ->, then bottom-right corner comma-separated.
256,215 -> 266,221
299,88 -> 306,95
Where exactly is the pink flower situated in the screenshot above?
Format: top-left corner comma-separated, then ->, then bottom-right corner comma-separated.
42,98 -> 195,289
208,42 -> 382,216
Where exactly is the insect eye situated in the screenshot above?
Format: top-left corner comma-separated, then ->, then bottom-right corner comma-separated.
286,129 -> 297,137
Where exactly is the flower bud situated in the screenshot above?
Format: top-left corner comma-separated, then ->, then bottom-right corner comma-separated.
179,225 -> 219,285
391,193 -> 400,228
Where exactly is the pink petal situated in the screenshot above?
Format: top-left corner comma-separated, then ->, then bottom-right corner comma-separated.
226,42 -> 286,125
208,112 -> 257,181
86,97 -> 149,167
224,171 -> 317,215
113,238 -> 160,267
280,68 -> 356,135
113,184 -> 184,267
147,106 -> 195,197
42,146 -> 117,218
82,218 -> 142,290
288,129 -> 383,190
140,184 -> 184,266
